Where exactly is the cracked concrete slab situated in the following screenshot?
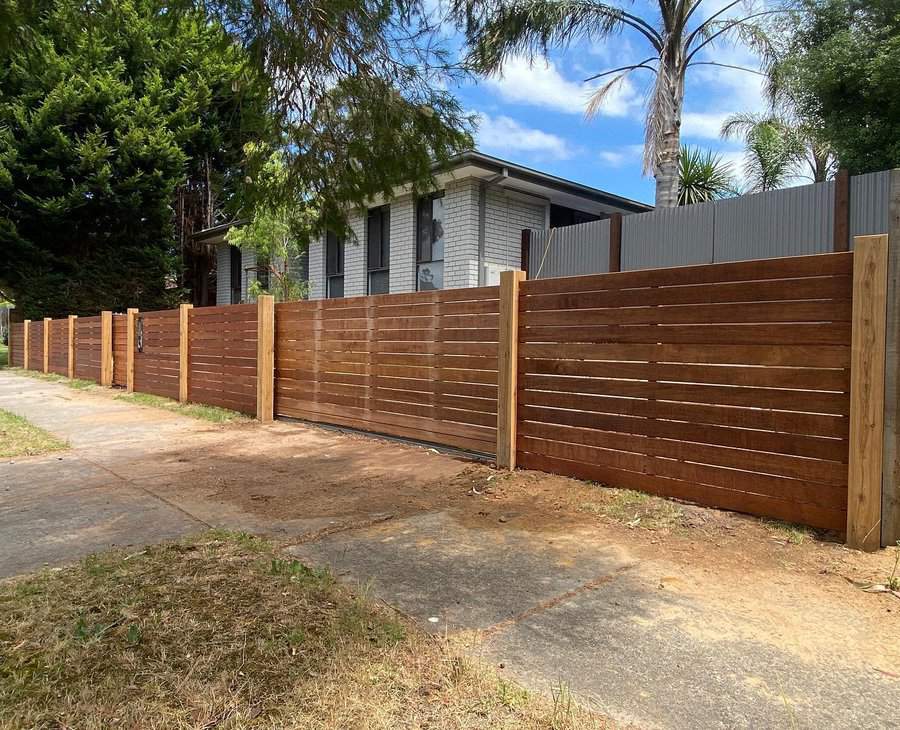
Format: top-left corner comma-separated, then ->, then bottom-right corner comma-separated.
288,510 -> 634,632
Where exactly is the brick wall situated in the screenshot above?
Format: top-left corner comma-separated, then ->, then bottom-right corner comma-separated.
483,188 -> 547,276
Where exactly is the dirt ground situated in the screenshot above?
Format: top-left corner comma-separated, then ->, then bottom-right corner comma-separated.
3,371 -> 899,728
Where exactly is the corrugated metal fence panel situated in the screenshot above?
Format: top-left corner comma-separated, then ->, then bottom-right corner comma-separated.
714,181 -> 834,261
622,201 -> 715,269
529,218 -> 610,278
850,170 -> 891,243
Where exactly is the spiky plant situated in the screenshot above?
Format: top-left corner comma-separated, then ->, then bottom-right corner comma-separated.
453,0 -> 778,207
678,146 -> 736,205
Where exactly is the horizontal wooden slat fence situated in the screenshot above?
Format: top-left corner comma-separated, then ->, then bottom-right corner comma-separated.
10,322 -> 24,367
188,304 -> 258,414
275,286 -> 501,454
515,252 -> 854,531
112,313 -> 128,386
133,309 -> 180,399
48,318 -> 68,376
74,316 -> 103,382
27,320 -> 43,371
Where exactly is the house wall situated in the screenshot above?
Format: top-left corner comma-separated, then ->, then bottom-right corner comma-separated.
215,244 -> 257,305
306,177 -> 548,299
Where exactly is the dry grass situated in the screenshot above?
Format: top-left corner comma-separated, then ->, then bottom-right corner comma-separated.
11,368 -> 96,390
0,532 -> 606,729
115,392 -> 251,424
0,408 -> 67,458
578,487 -> 684,531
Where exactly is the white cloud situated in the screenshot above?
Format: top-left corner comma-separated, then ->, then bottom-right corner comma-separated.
599,144 -> 645,167
483,55 -> 641,118
682,110 -> 732,140
474,112 -> 575,160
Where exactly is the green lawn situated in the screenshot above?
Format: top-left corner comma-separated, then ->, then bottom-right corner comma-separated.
115,392 -> 251,423
0,408 -> 67,457
0,343 -> 7,368
0,532 -> 601,729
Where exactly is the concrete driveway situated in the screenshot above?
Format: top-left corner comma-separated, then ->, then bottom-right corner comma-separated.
2,369 -> 899,729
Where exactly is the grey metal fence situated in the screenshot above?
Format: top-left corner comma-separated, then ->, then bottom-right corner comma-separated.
528,169 -> 893,277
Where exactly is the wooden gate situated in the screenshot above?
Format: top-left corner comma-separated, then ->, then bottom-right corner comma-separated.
275,287 -> 501,454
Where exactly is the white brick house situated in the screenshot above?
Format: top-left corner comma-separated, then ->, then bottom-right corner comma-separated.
204,151 -> 649,303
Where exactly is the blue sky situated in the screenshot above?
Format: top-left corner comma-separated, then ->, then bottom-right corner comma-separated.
439,1 -> 769,205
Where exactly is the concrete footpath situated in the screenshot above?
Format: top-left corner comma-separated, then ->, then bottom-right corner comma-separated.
2,370 -> 899,729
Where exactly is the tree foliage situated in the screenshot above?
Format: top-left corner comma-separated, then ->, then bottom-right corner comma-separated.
775,0 -> 900,174
225,145 -> 312,302
452,0 -> 775,207
677,146 -> 736,205
0,0 -> 272,318
201,0 -> 474,230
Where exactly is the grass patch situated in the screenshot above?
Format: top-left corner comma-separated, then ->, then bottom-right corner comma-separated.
579,486 -> 684,531
0,531 -> 604,729
11,368 -> 96,390
763,519 -> 816,545
0,343 -> 7,368
0,408 -> 66,458
115,392 -> 251,424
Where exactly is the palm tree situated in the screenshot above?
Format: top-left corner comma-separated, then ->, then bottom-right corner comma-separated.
721,113 -> 836,192
453,0 -> 775,207
678,146 -> 736,205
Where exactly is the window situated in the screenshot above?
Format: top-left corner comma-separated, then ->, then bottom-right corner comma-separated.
325,231 -> 344,298
367,206 -> 390,294
229,246 -> 242,304
257,255 -> 270,291
416,193 -> 445,291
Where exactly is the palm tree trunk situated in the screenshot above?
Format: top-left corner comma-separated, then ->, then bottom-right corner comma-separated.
653,60 -> 685,208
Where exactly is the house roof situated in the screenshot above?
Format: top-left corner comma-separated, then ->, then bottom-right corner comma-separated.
444,150 -> 652,214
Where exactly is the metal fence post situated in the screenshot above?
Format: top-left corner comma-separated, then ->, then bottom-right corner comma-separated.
881,168 -> 900,546
847,234 -> 889,551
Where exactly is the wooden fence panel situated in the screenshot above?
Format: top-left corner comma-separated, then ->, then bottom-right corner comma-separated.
74,316 -> 103,382
48,318 -> 68,376
133,309 -> 180,399
112,313 -> 128,386
516,252 -> 854,531
27,320 -> 43,371
10,322 -> 24,367
188,304 -> 258,414
275,286 -> 501,454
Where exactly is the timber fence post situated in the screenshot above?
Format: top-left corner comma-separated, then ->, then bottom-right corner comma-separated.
126,308 -> 137,393
497,269 -> 525,469
179,303 -> 192,403
256,294 -> 275,422
42,317 -> 50,373
67,315 -> 76,379
22,320 -> 30,370
847,234 -> 889,551
100,311 -> 113,386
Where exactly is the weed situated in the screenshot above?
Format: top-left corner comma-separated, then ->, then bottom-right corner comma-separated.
764,520 -> 815,545
888,541 -> 900,592
115,392 -> 250,423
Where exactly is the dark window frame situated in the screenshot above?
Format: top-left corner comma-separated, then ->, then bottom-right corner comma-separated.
229,246 -> 242,304
416,192 -> 445,291
367,205 -> 391,295
325,231 -> 344,298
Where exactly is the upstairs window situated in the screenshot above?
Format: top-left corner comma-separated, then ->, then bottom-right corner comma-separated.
367,206 -> 390,295
325,231 -> 344,298
416,193 -> 444,291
